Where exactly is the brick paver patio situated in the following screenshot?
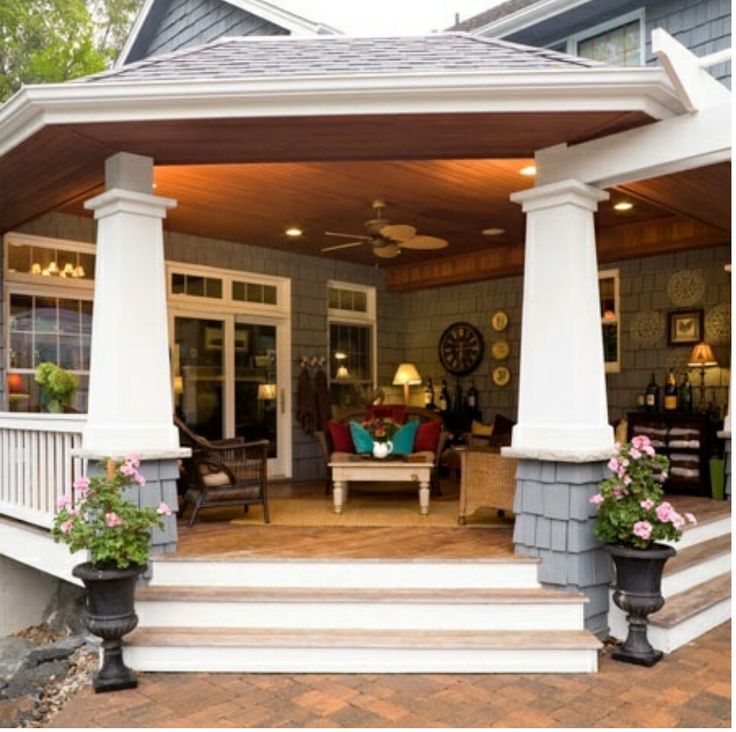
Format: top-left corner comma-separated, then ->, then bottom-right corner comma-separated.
50,622 -> 730,728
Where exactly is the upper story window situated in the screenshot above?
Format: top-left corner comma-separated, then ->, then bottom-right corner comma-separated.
550,9 -> 644,67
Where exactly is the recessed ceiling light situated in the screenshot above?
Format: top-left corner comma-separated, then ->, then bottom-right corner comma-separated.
482,228 -> 506,236
285,227 -> 303,237
613,201 -> 634,211
519,165 -> 537,177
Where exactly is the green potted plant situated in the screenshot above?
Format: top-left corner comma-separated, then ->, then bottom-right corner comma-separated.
52,455 -> 172,692
35,362 -> 79,413
591,436 -> 696,666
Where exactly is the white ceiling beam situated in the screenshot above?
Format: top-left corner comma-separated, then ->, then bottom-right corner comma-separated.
535,100 -> 731,188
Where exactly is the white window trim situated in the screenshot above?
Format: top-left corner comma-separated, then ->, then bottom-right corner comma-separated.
327,281 -> 377,390
599,267 -> 621,374
548,8 -> 646,66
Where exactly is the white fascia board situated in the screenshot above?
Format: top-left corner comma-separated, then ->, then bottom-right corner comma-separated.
467,0 -> 592,38
0,67 -> 684,158
536,100 -> 732,188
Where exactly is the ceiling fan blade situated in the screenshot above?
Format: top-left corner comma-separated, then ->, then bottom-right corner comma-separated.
400,235 -> 449,250
373,243 -> 401,259
321,241 -> 366,253
325,231 -> 372,240
379,224 -> 416,242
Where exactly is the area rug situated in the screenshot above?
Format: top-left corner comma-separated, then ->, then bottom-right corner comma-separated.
231,494 -> 513,529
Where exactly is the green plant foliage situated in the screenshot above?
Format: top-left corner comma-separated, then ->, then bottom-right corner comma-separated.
592,437 -> 696,549
35,362 -> 79,413
52,456 -> 172,569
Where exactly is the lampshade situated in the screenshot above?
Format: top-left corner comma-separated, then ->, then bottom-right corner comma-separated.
335,365 -> 350,380
688,342 -> 718,368
257,383 -> 277,400
393,363 -> 422,386
172,375 -> 184,395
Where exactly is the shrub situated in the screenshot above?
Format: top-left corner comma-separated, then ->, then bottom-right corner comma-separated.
35,362 -> 79,413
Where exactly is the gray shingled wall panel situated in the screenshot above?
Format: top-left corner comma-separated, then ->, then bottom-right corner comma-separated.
514,459 -> 612,638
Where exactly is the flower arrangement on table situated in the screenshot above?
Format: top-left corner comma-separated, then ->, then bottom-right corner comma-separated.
362,417 -> 401,444
590,435 -> 696,549
35,362 -> 79,414
52,455 -> 172,570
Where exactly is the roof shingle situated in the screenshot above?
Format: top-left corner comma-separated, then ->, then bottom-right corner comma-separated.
81,32 -> 604,83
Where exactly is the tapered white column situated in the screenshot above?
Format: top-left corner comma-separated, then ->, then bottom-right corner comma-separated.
509,180 -> 614,456
82,153 -> 180,455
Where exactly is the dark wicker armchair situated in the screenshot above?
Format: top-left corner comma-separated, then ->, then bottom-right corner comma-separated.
175,416 -> 270,527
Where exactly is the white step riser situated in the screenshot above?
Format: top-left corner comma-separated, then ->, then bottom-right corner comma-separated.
609,600 -> 731,654
136,600 -> 584,632
665,518 -> 731,550
662,553 -> 731,597
150,561 -> 540,589
125,645 -> 598,674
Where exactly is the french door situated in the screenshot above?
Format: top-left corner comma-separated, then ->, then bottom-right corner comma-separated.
171,310 -> 291,477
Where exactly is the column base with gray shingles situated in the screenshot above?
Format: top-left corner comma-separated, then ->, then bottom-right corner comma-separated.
87,458 -> 179,556
512,459 -> 612,639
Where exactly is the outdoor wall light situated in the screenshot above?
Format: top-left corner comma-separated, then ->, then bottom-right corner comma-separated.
613,201 -> 634,211
519,165 -> 537,176
285,227 -> 303,237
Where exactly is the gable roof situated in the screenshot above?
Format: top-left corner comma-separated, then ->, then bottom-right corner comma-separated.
118,0 -> 341,67
450,0 -> 591,36
92,32 -> 605,84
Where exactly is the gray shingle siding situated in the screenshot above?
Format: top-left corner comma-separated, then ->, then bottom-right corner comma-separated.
127,0 -> 288,64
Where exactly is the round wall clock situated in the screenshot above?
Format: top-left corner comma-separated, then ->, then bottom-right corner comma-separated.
491,340 -> 510,360
491,310 -> 509,332
492,366 -> 511,387
438,322 -> 484,376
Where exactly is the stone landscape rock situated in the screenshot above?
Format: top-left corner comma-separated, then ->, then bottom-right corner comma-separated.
0,639 -> 35,678
24,636 -> 85,667
43,584 -> 86,635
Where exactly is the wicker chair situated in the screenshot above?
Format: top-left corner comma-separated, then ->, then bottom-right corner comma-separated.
458,448 -> 518,525
175,416 -> 270,527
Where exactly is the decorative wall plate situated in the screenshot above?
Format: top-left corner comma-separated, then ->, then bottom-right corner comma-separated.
667,270 -> 705,307
491,340 -> 510,360
705,303 -> 731,345
630,310 -> 665,347
491,310 -> 509,332
438,322 -> 484,376
492,366 -> 511,387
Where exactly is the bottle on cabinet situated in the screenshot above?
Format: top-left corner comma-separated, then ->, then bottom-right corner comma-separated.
678,373 -> 693,413
645,373 -> 660,412
423,377 -> 436,410
438,379 -> 451,413
663,368 -> 678,411
466,380 -> 479,411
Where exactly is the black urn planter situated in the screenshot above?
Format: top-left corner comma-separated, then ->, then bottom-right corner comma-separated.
605,543 -> 676,667
72,562 -> 145,693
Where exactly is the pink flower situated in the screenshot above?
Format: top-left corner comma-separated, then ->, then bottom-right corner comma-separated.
623,475 -> 632,485
629,448 -> 641,460
633,520 -> 653,541
640,499 -> 655,511
589,494 -> 604,507
671,511 -> 686,529
612,485 -> 628,500
156,501 -> 172,516
656,501 -> 674,522
56,494 -> 71,509
685,512 -> 697,525
614,441 -> 622,451
643,444 -> 656,457
68,506 -> 80,516
126,454 -> 141,469
607,458 -> 619,473
631,435 -> 651,450
135,473 -> 146,486
105,512 -> 124,528
73,476 -> 90,491
59,519 -> 74,535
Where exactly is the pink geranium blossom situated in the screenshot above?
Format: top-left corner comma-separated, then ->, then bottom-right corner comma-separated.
73,476 -> 90,495
685,512 -> 697,525
105,512 -> 124,528
640,499 -> 655,511
655,501 -> 674,522
156,502 -> 172,516
607,458 -> 619,473
56,494 -> 71,509
670,511 -> 686,529
590,493 -> 604,506
633,520 -> 653,541
629,447 -> 641,460
59,519 -> 74,535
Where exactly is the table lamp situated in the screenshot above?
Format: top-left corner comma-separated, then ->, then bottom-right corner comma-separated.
393,363 -> 422,405
688,342 -> 718,410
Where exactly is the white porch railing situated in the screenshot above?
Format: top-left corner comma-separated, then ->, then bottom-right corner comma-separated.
0,413 -> 86,529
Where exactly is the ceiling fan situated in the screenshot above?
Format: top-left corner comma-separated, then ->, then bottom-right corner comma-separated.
321,200 -> 449,259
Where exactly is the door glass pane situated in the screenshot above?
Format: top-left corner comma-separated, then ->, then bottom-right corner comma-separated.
174,317 -> 224,441
234,322 -> 277,457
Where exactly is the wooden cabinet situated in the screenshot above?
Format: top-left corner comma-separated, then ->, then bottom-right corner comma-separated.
627,412 -> 713,497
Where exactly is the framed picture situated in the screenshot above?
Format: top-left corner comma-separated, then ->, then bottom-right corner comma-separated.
668,309 -> 703,345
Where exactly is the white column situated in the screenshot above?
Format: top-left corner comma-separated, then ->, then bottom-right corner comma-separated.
82,153 -> 179,455
509,179 -> 614,456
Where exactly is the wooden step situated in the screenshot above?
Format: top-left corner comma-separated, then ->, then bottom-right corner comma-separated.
651,573 -> 731,629
124,627 -> 601,673
664,535 -> 730,577
136,585 -> 587,604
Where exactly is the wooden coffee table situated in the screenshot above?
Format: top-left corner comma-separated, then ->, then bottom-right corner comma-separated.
328,458 -> 433,515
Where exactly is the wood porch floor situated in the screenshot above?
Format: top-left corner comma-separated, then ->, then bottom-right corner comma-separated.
166,481 -> 729,562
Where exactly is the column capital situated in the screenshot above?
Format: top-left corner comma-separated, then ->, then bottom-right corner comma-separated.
510,179 -> 609,213
84,188 -> 177,220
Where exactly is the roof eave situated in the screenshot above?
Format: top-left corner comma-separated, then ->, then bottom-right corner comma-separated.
464,0 -> 592,38
0,67 -> 685,158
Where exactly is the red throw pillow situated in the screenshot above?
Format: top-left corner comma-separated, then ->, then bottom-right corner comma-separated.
367,405 -> 407,424
327,420 -> 354,453
415,419 -> 442,452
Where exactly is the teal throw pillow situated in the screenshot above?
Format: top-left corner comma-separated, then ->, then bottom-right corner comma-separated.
392,420 -> 419,456
349,421 -> 374,454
